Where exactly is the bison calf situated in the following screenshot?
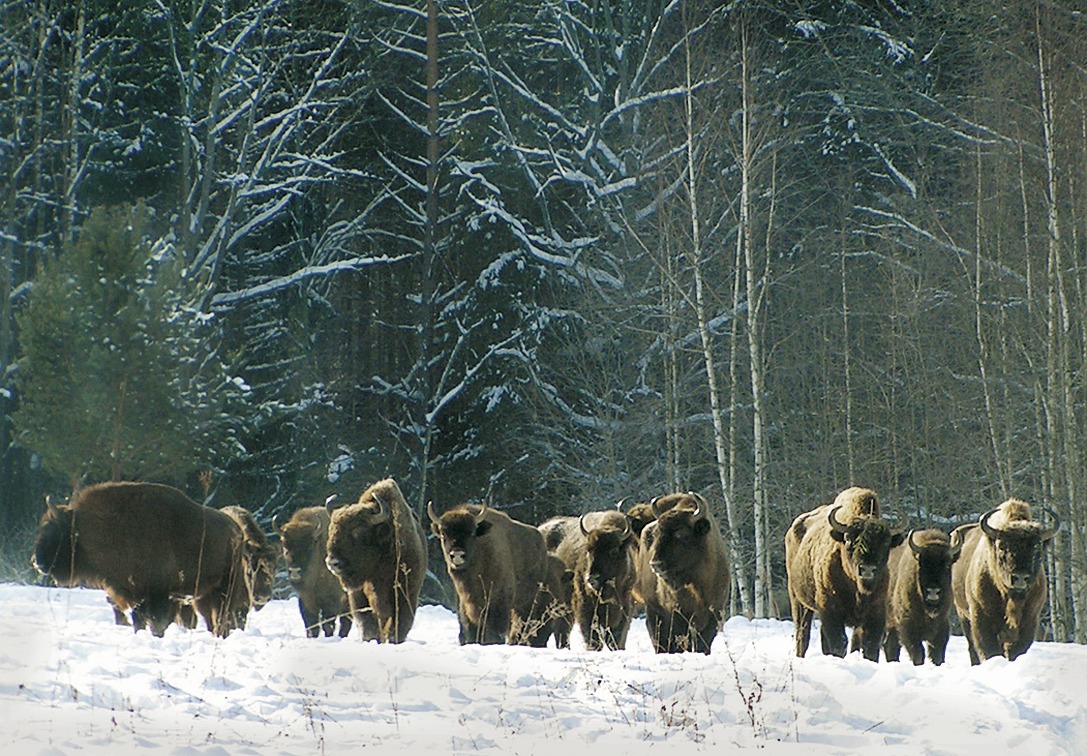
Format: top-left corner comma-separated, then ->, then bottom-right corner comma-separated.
883,528 -> 961,665
635,492 -> 730,654
540,508 -> 638,650
431,502 -> 561,647
274,504 -> 352,638
951,499 -> 1059,664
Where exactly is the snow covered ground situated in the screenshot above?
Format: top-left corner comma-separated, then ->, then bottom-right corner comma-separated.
1,583 -> 1084,754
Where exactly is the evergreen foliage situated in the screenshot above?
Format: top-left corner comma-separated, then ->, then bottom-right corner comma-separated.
14,203 -> 247,486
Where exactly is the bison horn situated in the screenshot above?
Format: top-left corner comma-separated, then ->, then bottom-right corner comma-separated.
272,511 -> 287,533
617,513 -> 632,542
649,496 -> 662,518
370,493 -> 391,524
427,500 -> 441,525
474,501 -> 489,525
907,529 -> 922,555
324,494 -> 340,515
1038,506 -> 1061,542
827,505 -> 849,534
979,508 -> 1001,540
579,513 -> 591,536
614,497 -> 628,512
690,492 -> 709,520
45,494 -> 61,517
948,528 -> 964,560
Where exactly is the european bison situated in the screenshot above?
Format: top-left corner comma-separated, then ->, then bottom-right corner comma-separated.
274,503 -> 352,638
785,486 -> 905,661
220,505 -> 279,627
31,481 -> 249,638
635,492 -> 730,654
430,501 -> 561,647
324,478 -> 428,643
951,499 -> 1060,664
539,509 -> 637,650
883,528 -> 962,665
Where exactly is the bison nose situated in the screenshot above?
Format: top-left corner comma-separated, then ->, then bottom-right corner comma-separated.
1010,573 -> 1032,592
447,549 -> 468,569
325,555 -> 342,574
924,587 -> 943,604
858,565 -> 878,582
288,567 -> 303,582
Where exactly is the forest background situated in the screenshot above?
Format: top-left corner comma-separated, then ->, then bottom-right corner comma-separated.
1,0 -> 1084,640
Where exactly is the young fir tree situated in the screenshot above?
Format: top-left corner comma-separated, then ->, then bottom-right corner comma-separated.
13,203 -> 248,488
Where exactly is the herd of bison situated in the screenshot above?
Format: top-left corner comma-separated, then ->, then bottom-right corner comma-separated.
30,478 -> 1060,666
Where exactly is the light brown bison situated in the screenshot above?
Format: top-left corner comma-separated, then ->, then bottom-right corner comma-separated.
883,528 -> 962,665
430,501 -> 561,647
951,499 -> 1059,664
785,486 -> 905,661
539,509 -> 637,650
220,505 -> 279,626
273,503 -> 352,638
324,478 -> 428,643
635,492 -> 730,654
31,481 -> 249,638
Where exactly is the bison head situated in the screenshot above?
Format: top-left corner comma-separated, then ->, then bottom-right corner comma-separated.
31,496 -> 76,584
325,492 -> 396,586
579,512 -> 634,603
978,506 -> 1059,598
828,506 -> 906,593
643,494 -> 712,587
428,502 -> 491,573
275,503 -> 329,584
908,529 -> 962,614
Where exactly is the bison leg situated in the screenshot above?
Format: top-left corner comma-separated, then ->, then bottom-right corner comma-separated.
298,599 -> 323,638
347,589 -> 381,641
901,630 -> 925,666
644,604 -> 670,654
927,621 -> 950,666
792,601 -> 813,658
883,626 -> 902,662
959,615 -> 981,666
818,615 -> 848,657
971,617 -> 1003,663
856,620 -> 884,662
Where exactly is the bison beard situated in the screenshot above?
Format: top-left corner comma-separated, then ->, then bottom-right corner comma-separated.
31,481 -> 250,638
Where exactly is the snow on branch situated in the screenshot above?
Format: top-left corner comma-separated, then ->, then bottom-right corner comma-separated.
210,254 -> 411,308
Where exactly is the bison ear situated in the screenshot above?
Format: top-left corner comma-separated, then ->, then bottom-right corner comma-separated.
693,519 -> 711,537
890,529 -> 907,549
475,520 -> 493,538
829,527 -> 847,544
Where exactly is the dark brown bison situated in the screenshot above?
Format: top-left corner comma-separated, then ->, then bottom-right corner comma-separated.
785,486 -> 905,661
220,505 -> 279,625
951,499 -> 1060,664
273,503 -> 352,638
324,478 -> 428,643
635,492 -> 730,654
31,481 -> 249,638
430,501 -> 561,647
539,509 -> 637,650
883,528 -> 962,665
